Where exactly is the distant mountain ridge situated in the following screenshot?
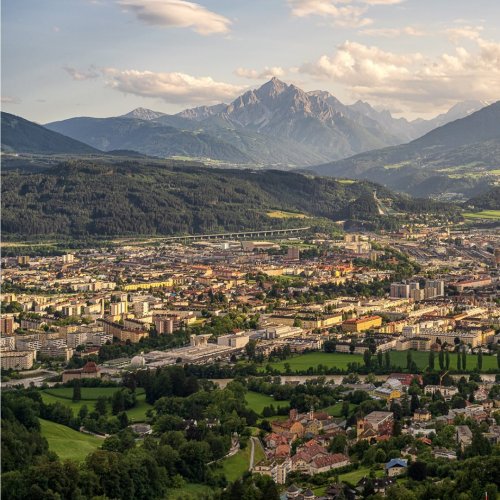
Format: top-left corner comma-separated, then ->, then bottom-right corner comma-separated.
1,112 -> 100,155
42,78 -> 489,167
306,101 -> 500,198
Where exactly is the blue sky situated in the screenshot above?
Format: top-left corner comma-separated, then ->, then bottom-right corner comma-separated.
2,0 -> 499,122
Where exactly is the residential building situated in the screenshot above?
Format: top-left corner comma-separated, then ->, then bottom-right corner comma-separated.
385,458 -> 408,477
62,361 -> 101,383
1,350 -> 35,370
0,317 -> 14,334
342,315 -> 382,332
357,411 -> 394,441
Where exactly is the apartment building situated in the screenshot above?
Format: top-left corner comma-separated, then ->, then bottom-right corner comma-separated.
342,315 -> 382,332
1,350 -> 36,370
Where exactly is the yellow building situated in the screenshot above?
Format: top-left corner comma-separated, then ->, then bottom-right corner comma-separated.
123,279 -> 173,291
342,315 -> 382,332
373,387 -> 402,401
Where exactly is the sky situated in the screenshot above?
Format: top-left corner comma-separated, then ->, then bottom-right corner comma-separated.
1,0 -> 499,123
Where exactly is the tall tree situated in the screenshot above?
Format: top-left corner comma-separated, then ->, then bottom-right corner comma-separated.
363,350 -> 372,368
445,351 -> 450,370
428,351 -> 435,371
72,381 -> 81,402
462,349 -> 467,371
438,350 -> 445,370
477,350 -> 483,371
406,351 -> 413,371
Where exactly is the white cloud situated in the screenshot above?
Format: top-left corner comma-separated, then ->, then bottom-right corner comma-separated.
287,0 -> 372,28
362,0 -> 403,4
445,25 -> 483,43
299,37 -> 500,113
63,65 -> 100,81
117,0 -> 231,35
361,26 -> 425,37
1,96 -> 21,104
101,68 -> 244,104
287,0 -> 405,27
234,66 -> 285,80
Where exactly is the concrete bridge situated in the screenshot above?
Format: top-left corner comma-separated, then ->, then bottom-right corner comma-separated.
163,226 -> 311,242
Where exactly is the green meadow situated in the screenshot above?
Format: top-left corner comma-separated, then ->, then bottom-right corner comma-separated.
40,418 -> 102,462
40,387 -> 152,422
264,350 -> 497,373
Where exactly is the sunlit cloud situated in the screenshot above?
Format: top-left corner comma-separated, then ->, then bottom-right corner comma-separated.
234,66 -> 286,80
101,68 -> 244,104
117,0 -> 231,35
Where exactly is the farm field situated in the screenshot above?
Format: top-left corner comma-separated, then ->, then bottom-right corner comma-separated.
264,350 -> 497,373
463,210 -> 500,220
244,391 -> 289,415
39,418 -> 102,461
40,387 -> 152,422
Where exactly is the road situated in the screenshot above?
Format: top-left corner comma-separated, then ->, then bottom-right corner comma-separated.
249,436 -> 264,470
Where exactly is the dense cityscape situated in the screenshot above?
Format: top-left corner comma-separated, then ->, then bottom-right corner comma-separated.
2,222 -> 499,499
2,0 -> 500,499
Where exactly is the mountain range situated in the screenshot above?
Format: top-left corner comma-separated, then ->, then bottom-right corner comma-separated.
306,101 -> 500,199
41,78 -> 488,168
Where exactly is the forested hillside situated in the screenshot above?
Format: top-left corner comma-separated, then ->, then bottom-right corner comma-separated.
1,161 -> 457,239
467,186 -> 500,210
1,112 -> 99,155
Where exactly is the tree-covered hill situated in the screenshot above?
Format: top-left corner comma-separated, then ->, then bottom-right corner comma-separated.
1,112 -> 100,155
1,161 -> 457,239
306,102 -> 500,198
466,186 -> 500,210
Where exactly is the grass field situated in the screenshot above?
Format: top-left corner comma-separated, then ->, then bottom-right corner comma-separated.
463,210 -> 500,220
40,418 -> 102,461
266,210 -> 308,219
265,352 -> 363,372
167,483 -> 214,499
265,350 -> 497,373
221,446 -> 252,483
254,439 -> 265,464
323,402 -> 357,417
40,387 -> 152,422
245,391 -> 289,415
339,467 -> 384,485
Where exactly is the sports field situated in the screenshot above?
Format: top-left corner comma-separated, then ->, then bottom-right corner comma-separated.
40,418 -> 102,461
40,387 -> 152,422
244,391 -> 289,415
265,350 -> 497,373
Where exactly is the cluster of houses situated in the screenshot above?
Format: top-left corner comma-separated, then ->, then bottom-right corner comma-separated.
253,408 -> 350,484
